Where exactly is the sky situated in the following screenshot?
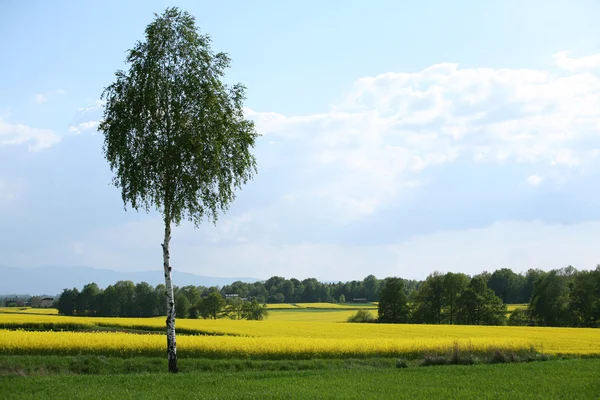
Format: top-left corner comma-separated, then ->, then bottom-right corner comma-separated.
2,0 -> 600,282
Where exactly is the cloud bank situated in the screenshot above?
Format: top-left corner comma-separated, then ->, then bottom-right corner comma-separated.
3,51 -> 600,280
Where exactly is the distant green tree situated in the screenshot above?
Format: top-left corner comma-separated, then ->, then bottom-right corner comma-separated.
522,268 -> 545,304
224,297 -> 244,320
473,271 -> 492,284
113,280 -> 136,317
265,276 -> 286,296
442,272 -> 470,324
199,292 -> 226,319
529,270 -> 571,326
569,267 -> 600,327
134,282 -> 158,317
302,279 -> 321,302
281,280 -> 295,302
363,275 -> 381,302
96,285 -> 116,316
339,294 -> 346,303
456,277 -> 507,325
269,292 -> 285,303
488,268 -> 526,304
76,282 -> 100,316
411,272 -> 444,324
175,293 -> 191,319
241,300 -> 269,320
179,285 -> 202,307
377,277 -> 410,323
56,288 -> 79,316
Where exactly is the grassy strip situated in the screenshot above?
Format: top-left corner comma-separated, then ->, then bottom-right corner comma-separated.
1,359 -> 599,399
0,355 -> 400,376
0,347 -> 564,377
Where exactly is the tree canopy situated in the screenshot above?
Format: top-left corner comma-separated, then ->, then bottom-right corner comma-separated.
378,277 -> 410,323
99,7 -> 259,227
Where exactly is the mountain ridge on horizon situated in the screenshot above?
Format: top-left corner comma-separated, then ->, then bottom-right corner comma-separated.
0,265 -> 259,297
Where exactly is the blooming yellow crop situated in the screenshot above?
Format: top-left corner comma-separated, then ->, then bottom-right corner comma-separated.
293,303 -> 377,309
0,329 -> 536,359
266,303 -> 376,309
507,304 -> 528,312
0,307 -> 58,315
265,304 -> 301,309
268,310 -> 365,322
2,312 -> 600,358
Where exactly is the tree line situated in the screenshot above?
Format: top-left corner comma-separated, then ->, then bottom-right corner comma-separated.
373,274 -> 508,326
371,266 -> 600,327
56,281 -> 268,321
55,264 -> 600,327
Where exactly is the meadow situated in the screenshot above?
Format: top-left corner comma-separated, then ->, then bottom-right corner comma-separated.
2,359 -> 599,399
1,307 -> 600,399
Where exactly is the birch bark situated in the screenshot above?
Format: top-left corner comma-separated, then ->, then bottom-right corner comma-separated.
162,218 -> 178,373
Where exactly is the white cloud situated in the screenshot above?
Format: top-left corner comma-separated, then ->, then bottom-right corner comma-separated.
527,174 -> 543,185
34,94 -> 47,104
33,89 -> 66,104
67,120 -> 100,135
248,52 -> 600,218
8,52 -> 600,281
0,117 -> 60,151
77,100 -> 104,113
0,177 -> 25,203
553,51 -> 600,72
68,100 -> 104,134
40,218 -> 600,280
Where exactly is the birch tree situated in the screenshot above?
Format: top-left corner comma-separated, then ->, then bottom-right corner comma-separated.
98,7 -> 259,373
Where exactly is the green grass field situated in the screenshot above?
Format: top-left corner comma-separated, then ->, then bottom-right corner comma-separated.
1,358 -> 598,399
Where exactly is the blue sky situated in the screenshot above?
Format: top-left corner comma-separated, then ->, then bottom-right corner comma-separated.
2,0 -> 600,281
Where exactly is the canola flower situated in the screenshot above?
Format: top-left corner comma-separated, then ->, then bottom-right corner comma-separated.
0,307 -> 58,315
507,304 -> 528,312
293,303 -> 377,309
1,312 -> 600,358
0,309 -> 368,326
268,310 -> 366,322
265,304 -> 301,309
0,329 -> 537,360
266,303 -> 377,310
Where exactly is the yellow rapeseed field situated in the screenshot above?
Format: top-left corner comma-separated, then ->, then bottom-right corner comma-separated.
0,307 -> 58,315
1,312 -> 600,358
0,308 -> 367,325
268,310 -> 365,322
293,303 -> 377,309
265,304 -> 301,309
266,303 -> 377,309
0,329 -> 536,359
507,304 -> 528,312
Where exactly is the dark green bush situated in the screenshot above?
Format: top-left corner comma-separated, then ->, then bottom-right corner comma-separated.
347,309 -> 375,323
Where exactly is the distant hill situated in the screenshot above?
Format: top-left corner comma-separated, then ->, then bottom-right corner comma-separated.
0,265 -> 258,297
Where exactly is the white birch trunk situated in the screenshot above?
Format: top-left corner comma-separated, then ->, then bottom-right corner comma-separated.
162,219 -> 178,373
